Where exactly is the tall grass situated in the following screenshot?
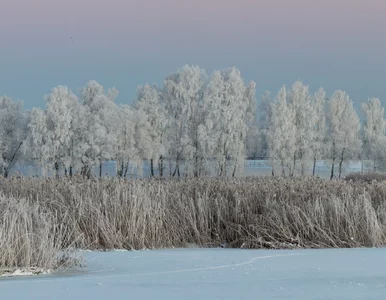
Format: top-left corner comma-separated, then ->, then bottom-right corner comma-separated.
344,172 -> 386,183
1,176 -> 386,265
0,194 -> 79,273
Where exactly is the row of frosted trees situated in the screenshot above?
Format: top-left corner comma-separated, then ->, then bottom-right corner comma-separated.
250,82 -> 385,179
0,65 -> 385,179
0,66 -> 255,178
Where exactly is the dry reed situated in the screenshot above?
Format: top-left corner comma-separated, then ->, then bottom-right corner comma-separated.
344,172 -> 386,183
1,175 -> 386,264
0,193 -> 81,274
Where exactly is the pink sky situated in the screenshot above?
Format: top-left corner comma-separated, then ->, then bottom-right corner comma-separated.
2,0 -> 385,47
0,0 -> 385,108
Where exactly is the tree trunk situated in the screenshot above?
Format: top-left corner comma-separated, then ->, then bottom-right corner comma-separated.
219,163 -> 223,177
81,165 -> 91,179
69,166 -> 73,177
194,156 -> 198,177
118,160 -> 124,177
124,161 -> 129,178
221,145 -> 227,177
54,162 -> 59,179
361,159 -> 364,174
99,161 -> 102,178
312,156 -> 316,177
4,141 -> 23,178
232,164 -> 237,177
172,156 -> 180,178
169,157 -> 172,177
291,154 -> 296,177
338,160 -> 343,179
194,140 -> 198,177
330,158 -> 335,180
172,164 -> 180,177
270,157 -> 275,176
338,148 -> 345,179
159,156 -> 164,177
150,159 -> 154,177
81,166 -> 86,178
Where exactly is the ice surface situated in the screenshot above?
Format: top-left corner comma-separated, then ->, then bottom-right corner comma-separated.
1,248 -> 386,299
11,159 -> 364,179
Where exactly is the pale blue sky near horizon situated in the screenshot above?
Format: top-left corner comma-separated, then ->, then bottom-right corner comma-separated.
1,0 -> 385,111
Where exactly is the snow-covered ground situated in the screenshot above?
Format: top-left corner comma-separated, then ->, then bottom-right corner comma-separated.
2,248 -> 386,299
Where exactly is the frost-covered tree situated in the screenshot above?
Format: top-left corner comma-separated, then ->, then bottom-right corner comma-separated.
26,87 -> 78,177
79,81 -> 119,177
67,102 -> 88,176
361,97 -> 385,171
132,109 -> 154,175
244,81 -> 258,158
113,105 -> 155,178
163,65 -> 207,177
44,86 -> 78,176
246,124 -> 259,159
0,97 -> 28,177
245,81 -> 257,125
327,90 -> 361,179
310,88 -> 327,176
26,108 -> 51,176
135,84 -> 168,176
268,86 -> 296,176
372,136 -> 386,171
114,105 -> 137,177
80,80 -> 105,106
7,69 -> 385,180
256,91 -> 272,160
287,81 -> 315,176
204,68 -> 255,177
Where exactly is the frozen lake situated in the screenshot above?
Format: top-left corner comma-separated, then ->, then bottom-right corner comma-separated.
2,248 -> 386,299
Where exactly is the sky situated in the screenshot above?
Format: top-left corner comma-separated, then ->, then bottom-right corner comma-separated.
0,0 -> 385,111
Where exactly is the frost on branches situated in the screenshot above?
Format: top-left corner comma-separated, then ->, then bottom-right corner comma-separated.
327,90 -> 361,179
361,98 -> 386,171
1,65 -> 386,178
204,68 -> 256,177
0,97 -> 27,177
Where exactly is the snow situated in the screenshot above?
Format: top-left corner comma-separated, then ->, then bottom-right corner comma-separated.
0,268 -> 51,278
2,248 -> 386,299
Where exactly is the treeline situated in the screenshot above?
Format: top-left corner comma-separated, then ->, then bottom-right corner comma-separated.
256,84 -> 384,179
1,66 -> 255,178
0,65 -> 384,178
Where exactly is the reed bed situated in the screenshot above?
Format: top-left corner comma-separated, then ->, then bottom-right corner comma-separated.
0,194 -> 79,273
2,176 -> 386,270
